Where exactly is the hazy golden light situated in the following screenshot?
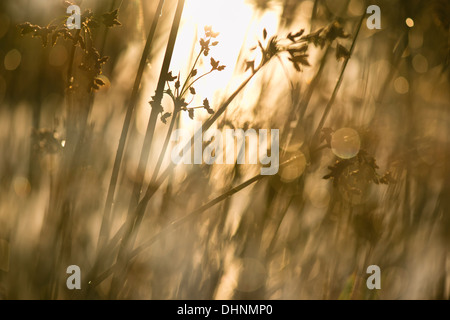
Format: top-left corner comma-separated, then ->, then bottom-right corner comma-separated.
0,76 -> 5,104
308,186 -> 331,209
412,54 -> 428,74
235,257 -> 266,292
0,239 -> 10,272
0,13 -> 10,39
408,28 -> 423,49
0,0 -> 449,301
282,125 -> 305,153
13,176 -> 31,197
49,44 -> 68,67
171,0 -> 282,125
348,0 -> 364,16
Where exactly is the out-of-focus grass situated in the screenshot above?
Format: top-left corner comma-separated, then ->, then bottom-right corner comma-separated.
0,0 -> 449,299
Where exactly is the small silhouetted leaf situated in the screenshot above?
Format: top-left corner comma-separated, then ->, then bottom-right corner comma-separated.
161,112 -> 172,124
191,69 -> 198,77
336,44 -> 350,60
263,28 -> 268,40
324,21 -> 349,42
288,29 -> 305,42
211,41 -> 219,46
287,32 -> 295,42
245,60 -> 255,72
200,38 -> 210,47
267,37 -> 278,56
189,87 -> 196,95
203,98 -> 214,114
102,9 -> 121,27
210,57 -> 219,69
188,108 -> 194,119
323,158 -> 352,186
166,71 -> 177,81
289,54 -> 310,66
301,28 -> 325,48
178,98 -> 188,109
293,29 -> 305,38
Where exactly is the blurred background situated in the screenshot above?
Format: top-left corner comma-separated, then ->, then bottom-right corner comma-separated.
0,0 -> 449,299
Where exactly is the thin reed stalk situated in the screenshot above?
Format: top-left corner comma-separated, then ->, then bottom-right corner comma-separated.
311,13 -> 365,146
97,0 -> 165,252
107,0 -> 185,298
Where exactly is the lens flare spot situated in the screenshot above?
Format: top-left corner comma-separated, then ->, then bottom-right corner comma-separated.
331,128 -> 361,159
394,76 -> 409,94
412,54 -> 428,74
4,49 -> 21,71
348,0 -> 364,16
405,18 -> 414,28
279,151 -> 306,182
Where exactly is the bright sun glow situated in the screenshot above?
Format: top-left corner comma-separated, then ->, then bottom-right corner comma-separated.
171,0 -> 282,124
